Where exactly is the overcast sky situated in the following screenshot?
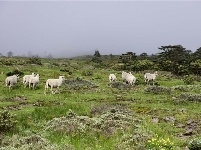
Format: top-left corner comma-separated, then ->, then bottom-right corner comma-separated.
0,1 -> 201,58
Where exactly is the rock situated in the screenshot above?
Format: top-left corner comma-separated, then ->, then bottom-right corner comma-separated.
183,129 -> 193,136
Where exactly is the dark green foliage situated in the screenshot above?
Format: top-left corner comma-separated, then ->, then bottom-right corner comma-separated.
191,47 -> 201,61
92,50 -> 102,64
118,52 -> 137,71
190,59 -> 201,75
183,75 -> 194,85
132,59 -> 155,71
81,70 -> 93,76
93,50 -> 101,57
91,57 -> 102,64
0,110 -> 17,133
188,137 -> 201,150
60,68 -> 72,75
135,75 -> 145,85
6,69 -> 24,76
27,57 -> 42,65
157,45 -> 191,75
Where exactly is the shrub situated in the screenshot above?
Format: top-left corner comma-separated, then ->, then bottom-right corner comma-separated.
0,134 -> 74,150
183,75 -> 194,85
64,78 -> 98,90
81,70 -> 93,76
26,57 -> 42,65
6,69 -> 24,76
116,129 -> 153,150
0,110 -> 17,133
46,106 -> 137,137
174,93 -> 201,103
188,137 -> 201,150
144,86 -> 171,94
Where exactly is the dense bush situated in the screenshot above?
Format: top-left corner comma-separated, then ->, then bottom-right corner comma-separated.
6,69 -> 24,76
26,57 -> 42,65
60,68 -> 72,75
183,75 -> 194,85
81,70 -> 93,76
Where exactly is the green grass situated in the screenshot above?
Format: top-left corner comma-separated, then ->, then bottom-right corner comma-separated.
0,58 -> 200,149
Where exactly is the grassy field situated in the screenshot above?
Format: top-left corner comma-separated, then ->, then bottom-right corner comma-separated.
0,57 -> 200,150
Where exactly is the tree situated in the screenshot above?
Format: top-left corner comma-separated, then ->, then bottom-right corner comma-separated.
140,52 -> 148,57
138,52 -> 148,60
94,49 -> 101,57
27,51 -> 33,58
92,49 -> 102,64
190,59 -> 201,75
118,52 -> 137,71
132,59 -> 154,71
191,47 -> 201,61
47,53 -> 53,59
157,45 -> 191,75
7,51 -> 13,57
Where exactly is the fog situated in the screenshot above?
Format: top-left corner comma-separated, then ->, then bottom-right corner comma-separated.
0,1 -> 201,58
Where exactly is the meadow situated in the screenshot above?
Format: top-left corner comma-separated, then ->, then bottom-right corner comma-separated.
0,56 -> 200,150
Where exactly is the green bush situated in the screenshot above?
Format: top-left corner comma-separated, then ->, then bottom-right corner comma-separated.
0,110 -> 17,133
6,69 -> 24,76
26,57 -> 42,65
81,70 -> 93,76
183,75 -> 194,85
188,137 -> 201,150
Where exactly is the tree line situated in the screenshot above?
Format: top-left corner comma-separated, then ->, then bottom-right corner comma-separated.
93,45 -> 201,76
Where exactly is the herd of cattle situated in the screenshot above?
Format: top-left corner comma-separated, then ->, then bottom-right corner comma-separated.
4,71 -> 158,94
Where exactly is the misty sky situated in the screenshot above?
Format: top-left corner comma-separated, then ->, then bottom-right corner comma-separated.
0,1 -> 201,58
